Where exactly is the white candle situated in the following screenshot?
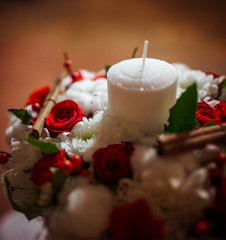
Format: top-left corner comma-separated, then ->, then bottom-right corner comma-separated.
107,49 -> 178,135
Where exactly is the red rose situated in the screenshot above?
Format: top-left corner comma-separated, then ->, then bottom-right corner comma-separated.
215,103 -> 226,122
196,101 -> 222,126
25,85 -> 50,106
45,100 -> 84,137
110,199 -> 165,240
30,150 -> 66,186
93,144 -> 134,184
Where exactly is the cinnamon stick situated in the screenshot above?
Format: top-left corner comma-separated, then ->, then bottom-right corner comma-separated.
157,123 -> 226,155
29,73 -> 65,139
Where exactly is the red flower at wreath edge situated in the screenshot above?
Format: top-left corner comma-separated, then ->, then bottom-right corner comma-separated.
110,199 -> 165,240
196,101 -> 226,126
44,100 -> 84,137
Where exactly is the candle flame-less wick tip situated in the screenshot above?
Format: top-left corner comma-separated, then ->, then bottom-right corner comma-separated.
142,40 -> 149,69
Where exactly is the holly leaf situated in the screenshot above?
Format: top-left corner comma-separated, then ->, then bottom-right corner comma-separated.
166,83 -> 198,133
50,168 -> 68,203
222,80 -> 226,88
203,121 -> 214,127
26,137 -> 60,154
8,108 -> 33,124
105,65 -> 111,74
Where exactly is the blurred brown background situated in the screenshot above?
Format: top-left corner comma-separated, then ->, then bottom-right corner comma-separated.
0,0 -> 225,217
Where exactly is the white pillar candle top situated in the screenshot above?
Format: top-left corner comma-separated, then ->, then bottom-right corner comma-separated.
107,58 -> 178,90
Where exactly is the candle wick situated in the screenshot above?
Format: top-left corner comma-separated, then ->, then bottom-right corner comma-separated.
139,40 -> 148,81
142,40 -> 149,69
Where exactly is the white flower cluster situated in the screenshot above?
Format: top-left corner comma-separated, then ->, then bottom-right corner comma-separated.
173,63 -> 225,101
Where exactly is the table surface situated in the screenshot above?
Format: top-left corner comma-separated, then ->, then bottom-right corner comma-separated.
0,0 -> 226,217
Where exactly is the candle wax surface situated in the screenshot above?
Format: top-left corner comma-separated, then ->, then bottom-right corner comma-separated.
107,58 -> 178,90
107,58 -> 178,135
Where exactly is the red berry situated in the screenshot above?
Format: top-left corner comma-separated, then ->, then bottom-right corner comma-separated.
71,155 -> 82,173
71,71 -> 83,82
64,60 -> 72,69
32,102 -> 41,112
0,153 -> 9,164
195,220 -> 210,235
80,170 -> 89,177
58,160 -> 74,174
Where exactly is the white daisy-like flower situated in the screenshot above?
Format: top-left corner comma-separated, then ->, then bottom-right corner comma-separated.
174,63 -> 225,101
71,111 -> 103,139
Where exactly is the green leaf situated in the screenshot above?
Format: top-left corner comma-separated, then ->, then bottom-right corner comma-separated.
166,83 -> 198,133
105,65 -> 111,74
8,108 -> 33,124
222,80 -> 226,88
26,137 -> 60,154
50,168 -> 68,203
202,121 -> 214,127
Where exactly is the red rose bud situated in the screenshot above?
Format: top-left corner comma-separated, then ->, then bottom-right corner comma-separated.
71,71 -> 83,82
0,153 -> 10,164
70,155 -> 82,173
32,102 -> 41,112
44,100 -> 84,137
25,85 -> 50,106
93,144 -> 134,184
195,220 -> 211,235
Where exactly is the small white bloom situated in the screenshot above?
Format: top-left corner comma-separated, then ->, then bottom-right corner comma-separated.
62,78 -> 108,115
174,63 -> 224,101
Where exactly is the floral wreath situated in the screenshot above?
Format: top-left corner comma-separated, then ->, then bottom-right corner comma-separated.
0,57 -> 226,240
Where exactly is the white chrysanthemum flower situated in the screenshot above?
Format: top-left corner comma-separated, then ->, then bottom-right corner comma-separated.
61,78 -> 108,116
47,178 -> 113,240
174,63 -> 224,101
71,111 -> 103,139
48,112 -> 103,157
98,109 -> 139,144
82,110 -> 140,162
